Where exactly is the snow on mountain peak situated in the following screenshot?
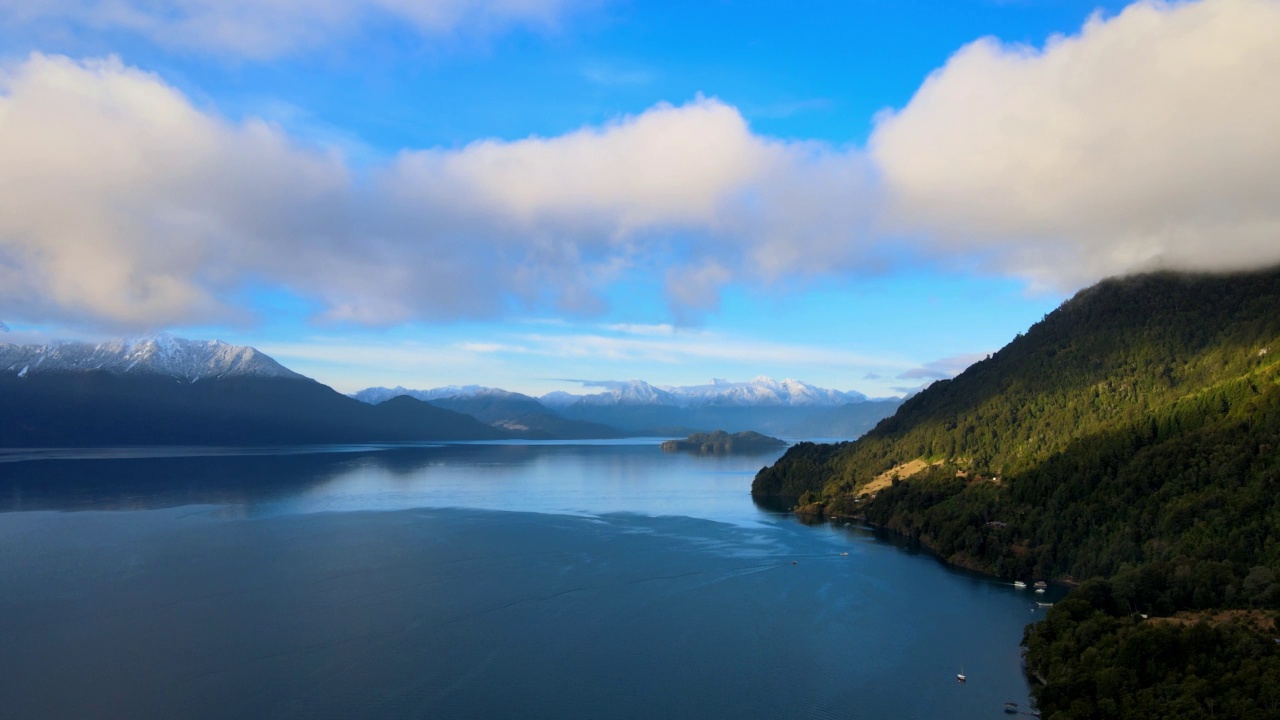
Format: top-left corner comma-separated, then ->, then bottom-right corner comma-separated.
538,391 -> 580,409
556,380 -> 676,407
539,376 -> 868,408
0,334 -> 305,382
351,385 -> 522,405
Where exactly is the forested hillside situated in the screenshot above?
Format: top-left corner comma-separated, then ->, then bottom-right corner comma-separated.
753,269 -> 1280,718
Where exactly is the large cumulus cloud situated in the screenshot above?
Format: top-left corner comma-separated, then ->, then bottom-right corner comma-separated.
871,0 -> 1280,287
0,54 -> 350,328
3,0 -> 1280,331
0,54 -> 855,329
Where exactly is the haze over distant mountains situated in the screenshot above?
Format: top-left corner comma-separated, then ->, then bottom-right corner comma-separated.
354,377 -> 900,438
0,335 -> 901,446
354,376 -> 873,409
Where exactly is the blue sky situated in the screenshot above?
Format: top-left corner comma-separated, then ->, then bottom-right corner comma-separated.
2,0 -> 1277,396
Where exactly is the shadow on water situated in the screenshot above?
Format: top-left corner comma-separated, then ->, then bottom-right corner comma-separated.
0,442 -> 788,521
749,494 -> 1072,604
0,445 -> 551,513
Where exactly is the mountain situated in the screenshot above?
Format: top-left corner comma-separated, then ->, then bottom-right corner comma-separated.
0,334 -> 305,381
538,390 -> 580,409
353,384 -> 511,405
567,380 -> 679,407
543,377 -> 896,438
753,268 -> 1280,717
543,376 -> 869,408
351,386 -> 622,439
353,377 -> 896,439
0,337 -> 504,446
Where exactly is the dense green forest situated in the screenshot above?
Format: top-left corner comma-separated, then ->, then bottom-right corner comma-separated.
753,269 -> 1280,718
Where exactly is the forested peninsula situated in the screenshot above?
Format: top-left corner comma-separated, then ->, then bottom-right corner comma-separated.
753,268 -> 1280,718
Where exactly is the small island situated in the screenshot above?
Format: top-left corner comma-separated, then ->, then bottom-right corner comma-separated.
660,430 -> 788,455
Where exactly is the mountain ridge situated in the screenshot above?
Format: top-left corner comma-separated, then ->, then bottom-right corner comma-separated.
353,376 -> 874,410
352,377 -> 899,439
0,334 -> 305,382
0,335 -> 503,446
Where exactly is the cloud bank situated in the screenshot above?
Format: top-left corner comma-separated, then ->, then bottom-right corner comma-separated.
871,0 -> 1280,288
3,0 -> 1280,330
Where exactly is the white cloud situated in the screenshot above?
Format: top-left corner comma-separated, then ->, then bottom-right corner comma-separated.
896,353 -> 988,380
602,323 -> 676,336
0,0 -> 587,58
387,97 -> 777,232
508,331 -> 900,368
0,54 -> 349,328
0,56 -> 805,329
5,0 -> 1280,332
870,0 -> 1280,287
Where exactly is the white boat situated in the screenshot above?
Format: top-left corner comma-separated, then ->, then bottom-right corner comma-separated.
1013,581 -> 1027,588
956,673 -> 966,683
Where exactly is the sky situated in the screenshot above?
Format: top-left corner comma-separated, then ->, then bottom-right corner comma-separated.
2,0 -> 1279,397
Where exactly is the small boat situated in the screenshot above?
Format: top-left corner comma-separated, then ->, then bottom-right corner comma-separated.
1013,581 -> 1027,589
1037,601 -> 1054,607
1004,701 -> 1020,713
956,673 -> 966,683
1034,581 -> 1048,589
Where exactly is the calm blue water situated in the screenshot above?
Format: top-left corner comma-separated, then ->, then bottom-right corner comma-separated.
0,442 -> 1053,719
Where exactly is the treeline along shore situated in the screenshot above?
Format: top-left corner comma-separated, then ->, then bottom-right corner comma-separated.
753,268 -> 1280,719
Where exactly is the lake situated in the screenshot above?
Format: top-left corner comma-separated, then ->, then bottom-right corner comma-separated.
0,441 -> 1052,719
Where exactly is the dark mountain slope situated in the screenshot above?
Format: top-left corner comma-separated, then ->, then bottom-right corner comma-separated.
0,373 -> 505,446
426,394 -> 623,439
558,401 -> 900,438
756,267 -> 1280,515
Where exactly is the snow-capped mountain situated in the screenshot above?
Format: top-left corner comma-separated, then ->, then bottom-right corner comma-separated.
668,377 -> 867,407
538,391 -> 581,409
0,334 -> 305,382
352,385 -> 523,405
354,376 -> 869,410
542,376 -> 867,409
569,380 -> 680,407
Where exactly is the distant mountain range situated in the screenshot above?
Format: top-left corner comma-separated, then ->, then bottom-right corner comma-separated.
353,377 -> 900,438
0,334 -> 900,446
351,385 -> 622,439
